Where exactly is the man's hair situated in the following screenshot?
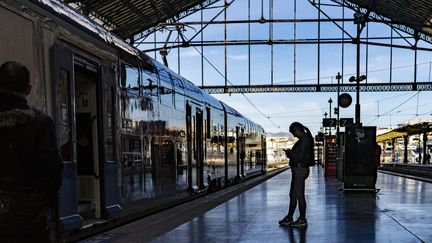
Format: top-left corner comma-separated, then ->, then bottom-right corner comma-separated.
0,61 -> 30,93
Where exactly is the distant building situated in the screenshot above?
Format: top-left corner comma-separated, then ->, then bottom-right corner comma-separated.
266,134 -> 297,165
377,119 -> 432,163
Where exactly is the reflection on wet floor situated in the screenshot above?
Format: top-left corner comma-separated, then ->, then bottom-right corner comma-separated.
90,167 -> 432,242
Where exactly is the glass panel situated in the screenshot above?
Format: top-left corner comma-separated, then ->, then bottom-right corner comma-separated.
158,69 -> 173,107
227,127 -> 237,178
175,91 -> 184,110
121,64 -> 139,89
141,66 -> 158,98
58,69 -> 72,161
121,136 -> 143,202
206,108 -> 211,139
176,143 -> 187,190
173,76 -> 184,110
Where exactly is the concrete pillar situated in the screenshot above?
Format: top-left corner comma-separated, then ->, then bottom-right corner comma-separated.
403,135 -> 409,164
423,132 -> 427,164
418,135 -> 422,164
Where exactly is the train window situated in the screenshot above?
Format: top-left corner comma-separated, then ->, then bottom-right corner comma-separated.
158,69 -> 174,107
58,69 -> 72,161
141,65 -> 158,98
121,63 -> 139,89
173,76 -> 185,110
174,92 -> 185,110
206,107 -> 211,139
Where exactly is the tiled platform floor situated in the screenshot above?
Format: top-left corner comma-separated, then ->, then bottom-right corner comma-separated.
85,167 -> 431,242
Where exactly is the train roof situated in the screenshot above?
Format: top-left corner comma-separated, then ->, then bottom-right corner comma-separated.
33,0 -> 139,56
151,60 -> 223,110
30,0 -> 262,133
221,102 -> 264,131
32,0 -> 223,108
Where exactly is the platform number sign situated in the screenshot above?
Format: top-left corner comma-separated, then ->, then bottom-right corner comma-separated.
323,118 -> 337,127
339,118 -> 354,127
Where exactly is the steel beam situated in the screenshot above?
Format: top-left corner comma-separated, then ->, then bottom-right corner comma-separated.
199,82 -> 432,94
133,0 -> 221,41
331,0 -> 432,44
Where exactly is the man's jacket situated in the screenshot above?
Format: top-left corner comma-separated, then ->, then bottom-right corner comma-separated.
0,91 -> 63,237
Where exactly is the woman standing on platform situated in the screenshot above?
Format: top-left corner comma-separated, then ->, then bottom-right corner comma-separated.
279,122 -> 314,227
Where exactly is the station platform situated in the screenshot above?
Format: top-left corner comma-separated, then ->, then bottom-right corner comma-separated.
81,167 -> 431,243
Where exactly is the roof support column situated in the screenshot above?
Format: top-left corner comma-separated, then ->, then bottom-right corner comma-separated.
224,0 -> 227,89
317,0 -> 321,90
413,31 -> 419,90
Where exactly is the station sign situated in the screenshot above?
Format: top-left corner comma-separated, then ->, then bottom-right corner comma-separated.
323,118 -> 354,127
323,118 -> 337,127
339,118 -> 354,127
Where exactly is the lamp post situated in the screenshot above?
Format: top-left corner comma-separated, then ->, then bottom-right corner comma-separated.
335,73 -> 342,181
328,98 -> 333,136
324,112 -> 328,135
349,75 -> 366,126
351,12 -> 366,127
335,72 -> 342,134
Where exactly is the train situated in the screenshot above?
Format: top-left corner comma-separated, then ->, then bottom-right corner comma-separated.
0,0 -> 267,231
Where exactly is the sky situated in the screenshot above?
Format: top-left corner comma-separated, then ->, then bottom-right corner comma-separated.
137,0 -> 432,135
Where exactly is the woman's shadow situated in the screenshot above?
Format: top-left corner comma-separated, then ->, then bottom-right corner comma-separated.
282,226 -> 307,243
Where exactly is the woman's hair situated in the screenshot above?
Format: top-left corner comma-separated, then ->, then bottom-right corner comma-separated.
289,122 -> 314,141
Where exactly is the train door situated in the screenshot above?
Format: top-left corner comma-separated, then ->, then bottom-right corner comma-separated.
54,43 -> 82,231
186,102 -> 197,192
240,127 -> 245,177
74,57 -> 102,220
54,44 -> 119,230
261,134 -> 267,172
100,64 -> 121,217
196,108 -> 205,190
186,103 -> 192,191
236,127 -> 240,179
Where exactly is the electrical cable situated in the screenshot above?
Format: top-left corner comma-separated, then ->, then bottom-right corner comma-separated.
366,91 -> 421,125
189,44 -> 284,132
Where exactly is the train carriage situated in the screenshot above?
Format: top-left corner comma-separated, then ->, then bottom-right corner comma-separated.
0,0 -> 266,233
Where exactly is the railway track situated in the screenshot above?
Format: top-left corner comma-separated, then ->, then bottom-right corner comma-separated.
379,163 -> 432,181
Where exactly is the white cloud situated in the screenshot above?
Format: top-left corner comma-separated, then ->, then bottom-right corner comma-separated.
179,49 -> 201,57
228,54 -> 248,60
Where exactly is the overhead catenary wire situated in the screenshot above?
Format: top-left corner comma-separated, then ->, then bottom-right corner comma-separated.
145,7 -> 284,132
143,0 -> 432,133
243,91 -> 430,125
366,91 -> 421,125
172,2 -> 283,131
245,92 -> 415,116
189,44 -> 284,132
